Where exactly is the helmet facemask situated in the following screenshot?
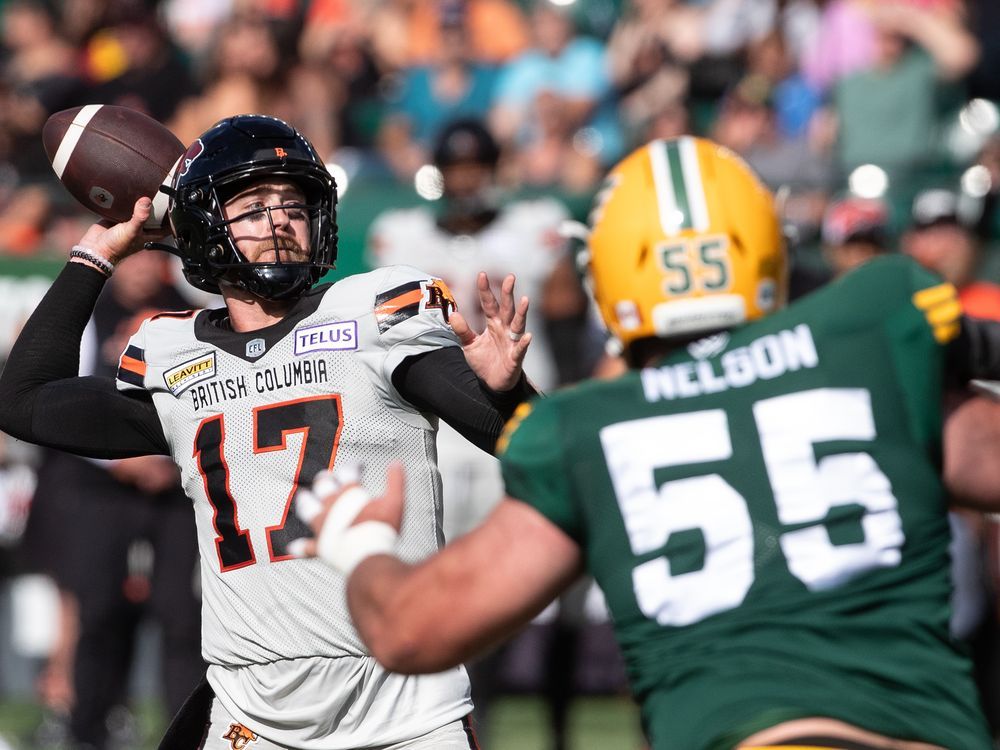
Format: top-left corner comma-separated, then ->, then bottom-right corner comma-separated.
190,171 -> 335,301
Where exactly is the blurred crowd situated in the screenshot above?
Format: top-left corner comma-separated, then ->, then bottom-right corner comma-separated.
0,0 -> 998,261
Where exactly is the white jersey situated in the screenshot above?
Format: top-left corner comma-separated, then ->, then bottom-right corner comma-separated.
368,197 -> 569,392
116,265 -> 471,749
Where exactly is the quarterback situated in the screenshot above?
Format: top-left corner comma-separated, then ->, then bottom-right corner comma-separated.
0,115 -> 535,749
300,137 -> 1000,750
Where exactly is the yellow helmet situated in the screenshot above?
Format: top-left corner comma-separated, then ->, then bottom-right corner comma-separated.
585,137 -> 786,350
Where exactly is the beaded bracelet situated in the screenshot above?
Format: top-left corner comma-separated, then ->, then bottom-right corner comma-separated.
69,245 -> 115,278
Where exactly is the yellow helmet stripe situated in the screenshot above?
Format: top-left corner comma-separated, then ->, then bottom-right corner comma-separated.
678,137 -> 710,231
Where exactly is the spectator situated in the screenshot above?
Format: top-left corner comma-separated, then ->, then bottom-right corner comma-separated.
490,1 -> 623,176
744,27 -> 823,139
298,0 -> 384,150
510,88 -> 606,193
640,98 -> 692,144
83,2 -> 198,126
1,0 -> 77,95
800,0 -> 881,93
0,0 -> 80,187
964,0 -> 1000,102
170,15 -> 337,158
376,0 -> 500,180
371,0 -> 529,70
820,196 -> 891,278
902,186 -> 1000,317
605,0 -> 695,148
832,0 -> 980,175
711,74 -> 835,241
160,0 -> 235,69
0,185 -> 53,256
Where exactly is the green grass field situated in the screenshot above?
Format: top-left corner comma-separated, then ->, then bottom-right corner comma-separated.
0,695 -> 643,749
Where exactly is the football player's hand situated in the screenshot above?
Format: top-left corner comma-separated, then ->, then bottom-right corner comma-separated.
450,272 -> 531,392
288,463 -> 405,576
74,196 -> 155,267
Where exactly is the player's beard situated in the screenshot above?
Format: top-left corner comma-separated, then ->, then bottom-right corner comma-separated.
254,237 -> 308,264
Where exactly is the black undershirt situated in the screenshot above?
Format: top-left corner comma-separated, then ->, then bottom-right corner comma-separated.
0,262 -> 534,459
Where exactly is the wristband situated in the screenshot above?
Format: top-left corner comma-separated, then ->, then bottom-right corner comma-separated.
69,246 -> 115,277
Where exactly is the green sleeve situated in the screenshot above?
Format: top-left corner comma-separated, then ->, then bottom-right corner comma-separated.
830,255 -> 959,345
498,399 -> 582,540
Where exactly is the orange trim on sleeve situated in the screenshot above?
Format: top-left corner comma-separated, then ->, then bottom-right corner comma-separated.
119,354 -> 147,377
374,289 -> 424,317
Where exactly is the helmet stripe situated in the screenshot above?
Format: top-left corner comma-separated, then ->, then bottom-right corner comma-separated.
679,137 -> 710,231
649,140 -> 682,235
665,141 -> 692,232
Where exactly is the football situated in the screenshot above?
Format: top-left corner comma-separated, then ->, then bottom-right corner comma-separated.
42,104 -> 185,229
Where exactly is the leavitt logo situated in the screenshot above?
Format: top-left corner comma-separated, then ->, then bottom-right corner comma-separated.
163,353 -> 216,395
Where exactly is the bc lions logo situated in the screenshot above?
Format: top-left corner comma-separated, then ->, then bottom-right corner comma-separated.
179,139 -> 205,178
222,723 -> 258,749
422,278 -> 457,322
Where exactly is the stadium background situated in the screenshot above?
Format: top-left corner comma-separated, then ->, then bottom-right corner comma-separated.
1,0 -> 1000,747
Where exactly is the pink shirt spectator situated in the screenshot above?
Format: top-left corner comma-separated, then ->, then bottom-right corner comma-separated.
800,0 -> 877,93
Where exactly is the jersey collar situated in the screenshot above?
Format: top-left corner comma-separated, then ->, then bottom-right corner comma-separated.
194,283 -> 330,362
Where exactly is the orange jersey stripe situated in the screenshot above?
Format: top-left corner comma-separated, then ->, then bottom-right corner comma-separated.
375,289 -> 424,317
119,354 -> 147,377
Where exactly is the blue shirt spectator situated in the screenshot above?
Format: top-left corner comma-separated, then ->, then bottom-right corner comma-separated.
389,63 -> 498,146
491,3 -> 624,167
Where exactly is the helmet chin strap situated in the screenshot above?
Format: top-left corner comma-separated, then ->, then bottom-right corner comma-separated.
236,263 -> 317,301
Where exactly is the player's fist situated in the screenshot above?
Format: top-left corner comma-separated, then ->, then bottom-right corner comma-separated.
74,196 -> 156,270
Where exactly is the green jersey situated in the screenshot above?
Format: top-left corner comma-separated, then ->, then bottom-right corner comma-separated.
499,256 -> 991,750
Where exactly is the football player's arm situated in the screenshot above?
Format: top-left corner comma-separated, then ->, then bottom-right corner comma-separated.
349,497 -> 582,674
0,263 -> 169,458
943,394 -> 1000,509
392,346 -> 537,453
942,316 -> 1000,509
